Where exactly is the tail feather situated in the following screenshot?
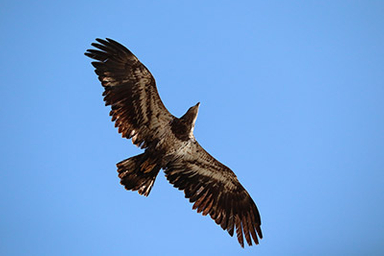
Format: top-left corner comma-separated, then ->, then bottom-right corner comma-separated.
117,153 -> 161,196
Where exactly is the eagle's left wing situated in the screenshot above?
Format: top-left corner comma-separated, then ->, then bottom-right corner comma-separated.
85,38 -> 174,149
164,141 -> 263,247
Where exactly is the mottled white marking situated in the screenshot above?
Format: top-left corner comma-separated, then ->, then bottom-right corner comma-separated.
132,134 -> 138,143
172,141 -> 238,190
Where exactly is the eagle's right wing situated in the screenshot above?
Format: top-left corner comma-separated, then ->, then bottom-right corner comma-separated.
164,141 -> 263,247
85,38 -> 174,148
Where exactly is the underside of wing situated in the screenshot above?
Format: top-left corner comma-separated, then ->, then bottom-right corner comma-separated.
85,38 -> 174,148
164,142 -> 263,247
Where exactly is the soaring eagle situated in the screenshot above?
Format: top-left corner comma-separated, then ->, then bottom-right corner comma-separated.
85,38 -> 263,247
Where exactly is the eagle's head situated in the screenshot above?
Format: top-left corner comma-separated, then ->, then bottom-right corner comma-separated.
186,102 -> 200,124
181,102 -> 200,138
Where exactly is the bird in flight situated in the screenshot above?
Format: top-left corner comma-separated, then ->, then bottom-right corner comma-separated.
85,38 -> 263,247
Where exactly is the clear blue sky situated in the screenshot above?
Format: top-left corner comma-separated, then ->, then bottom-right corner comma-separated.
1,1 -> 383,255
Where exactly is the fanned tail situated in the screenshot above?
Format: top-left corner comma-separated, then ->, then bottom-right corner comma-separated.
117,152 -> 161,196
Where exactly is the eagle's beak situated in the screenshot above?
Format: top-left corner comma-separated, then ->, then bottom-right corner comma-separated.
196,102 -> 200,107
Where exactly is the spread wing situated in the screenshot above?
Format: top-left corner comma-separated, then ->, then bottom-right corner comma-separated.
85,38 -> 174,148
164,141 -> 263,247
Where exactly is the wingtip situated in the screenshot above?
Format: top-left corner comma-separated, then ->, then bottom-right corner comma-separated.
84,51 -> 93,58
95,38 -> 106,44
256,226 -> 263,239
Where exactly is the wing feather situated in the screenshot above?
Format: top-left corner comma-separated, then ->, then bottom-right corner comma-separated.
85,38 -> 174,148
164,141 -> 262,247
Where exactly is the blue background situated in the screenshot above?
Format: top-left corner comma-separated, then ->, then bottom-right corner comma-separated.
1,1 -> 383,255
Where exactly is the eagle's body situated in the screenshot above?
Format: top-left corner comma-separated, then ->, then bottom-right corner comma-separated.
85,38 -> 263,247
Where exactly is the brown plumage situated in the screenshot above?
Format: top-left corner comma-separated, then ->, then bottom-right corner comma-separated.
85,38 -> 263,247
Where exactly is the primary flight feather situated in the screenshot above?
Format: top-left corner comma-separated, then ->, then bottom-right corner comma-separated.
85,38 -> 263,247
